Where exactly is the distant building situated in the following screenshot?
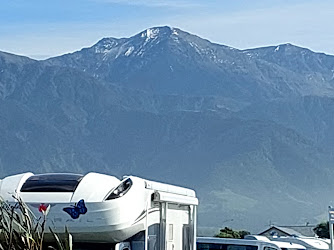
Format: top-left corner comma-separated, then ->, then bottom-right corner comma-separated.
258,225 -> 317,237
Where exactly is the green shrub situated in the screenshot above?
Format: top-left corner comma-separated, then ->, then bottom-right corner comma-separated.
215,227 -> 250,239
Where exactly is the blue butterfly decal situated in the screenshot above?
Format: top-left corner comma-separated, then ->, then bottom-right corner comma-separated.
63,199 -> 87,219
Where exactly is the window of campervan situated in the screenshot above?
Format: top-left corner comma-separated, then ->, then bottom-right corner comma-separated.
197,237 -> 280,250
20,173 -> 83,192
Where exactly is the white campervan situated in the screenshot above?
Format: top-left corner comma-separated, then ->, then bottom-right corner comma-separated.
197,237 -> 306,250
0,172 -> 198,250
270,236 -> 329,250
245,235 -> 306,250
197,237 -> 281,250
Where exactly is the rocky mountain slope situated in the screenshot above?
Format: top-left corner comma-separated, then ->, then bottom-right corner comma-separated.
46,27 -> 334,101
1,26 -> 334,233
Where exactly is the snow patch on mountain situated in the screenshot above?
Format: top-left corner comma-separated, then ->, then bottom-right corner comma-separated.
189,42 -> 201,54
141,28 -> 160,41
94,39 -> 118,54
125,46 -> 134,56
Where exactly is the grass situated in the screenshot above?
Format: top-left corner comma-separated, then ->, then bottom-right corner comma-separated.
0,195 -> 72,250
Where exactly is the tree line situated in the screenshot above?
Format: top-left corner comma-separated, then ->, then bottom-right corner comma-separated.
215,222 -> 330,239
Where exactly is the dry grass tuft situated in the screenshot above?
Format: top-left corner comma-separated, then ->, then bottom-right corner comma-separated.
0,195 -> 72,250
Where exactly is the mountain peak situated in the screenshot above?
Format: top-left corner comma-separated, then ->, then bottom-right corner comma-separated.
275,43 -> 306,51
141,27 -> 160,39
272,43 -> 326,57
137,26 -> 181,41
93,37 -> 120,53
245,43 -> 314,56
92,26 -> 181,55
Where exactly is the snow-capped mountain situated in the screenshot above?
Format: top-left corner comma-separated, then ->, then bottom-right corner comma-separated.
46,26 -> 334,102
1,27 -> 334,233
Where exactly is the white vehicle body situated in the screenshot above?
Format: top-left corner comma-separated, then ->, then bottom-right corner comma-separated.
245,235 -> 306,250
197,237 -> 283,250
270,237 -> 329,250
0,172 -> 198,250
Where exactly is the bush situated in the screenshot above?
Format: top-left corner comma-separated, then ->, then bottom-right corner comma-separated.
215,227 -> 250,239
313,222 -> 329,239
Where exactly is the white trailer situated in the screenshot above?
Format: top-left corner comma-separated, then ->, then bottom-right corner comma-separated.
0,172 -> 198,250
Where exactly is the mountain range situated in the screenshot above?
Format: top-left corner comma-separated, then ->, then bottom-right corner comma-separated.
1,26 -> 334,234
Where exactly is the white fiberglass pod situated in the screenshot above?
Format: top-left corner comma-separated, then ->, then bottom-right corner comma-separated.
0,172 -> 151,242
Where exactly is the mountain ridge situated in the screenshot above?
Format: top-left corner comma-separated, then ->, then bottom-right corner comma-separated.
1,26 -> 334,233
44,26 -> 334,101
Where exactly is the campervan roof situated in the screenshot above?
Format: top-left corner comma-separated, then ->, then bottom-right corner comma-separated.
245,235 -> 306,250
270,241 -> 306,250
197,237 -> 281,249
295,238 -> 328,249
245,235 -> 271,241
271,236 -> 329,250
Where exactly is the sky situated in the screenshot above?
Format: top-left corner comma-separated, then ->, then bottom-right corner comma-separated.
1,0 -> 334,59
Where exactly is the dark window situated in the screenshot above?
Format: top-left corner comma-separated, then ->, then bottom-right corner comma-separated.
264,247 -> 278,250
20,173 -> 84,192
197,243 -> 258,250
106,178 -> 133,200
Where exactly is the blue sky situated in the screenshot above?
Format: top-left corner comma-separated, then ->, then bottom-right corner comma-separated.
1,0 -> 333,59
